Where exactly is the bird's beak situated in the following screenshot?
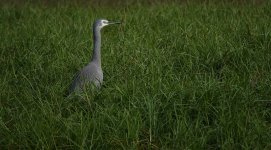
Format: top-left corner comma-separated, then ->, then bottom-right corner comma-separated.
108,21 -> 121,25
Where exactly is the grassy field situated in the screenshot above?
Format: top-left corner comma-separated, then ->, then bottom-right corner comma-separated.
1,1 -> 271,149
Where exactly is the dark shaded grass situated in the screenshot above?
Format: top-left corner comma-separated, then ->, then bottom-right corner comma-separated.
0,2 -> 271,149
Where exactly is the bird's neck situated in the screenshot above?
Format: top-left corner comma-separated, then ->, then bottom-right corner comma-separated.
91,27 -> 102,67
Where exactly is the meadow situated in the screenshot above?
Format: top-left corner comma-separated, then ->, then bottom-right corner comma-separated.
1,1 -> 271,149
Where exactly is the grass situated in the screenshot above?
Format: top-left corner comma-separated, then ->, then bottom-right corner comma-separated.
1,1 -> 271,149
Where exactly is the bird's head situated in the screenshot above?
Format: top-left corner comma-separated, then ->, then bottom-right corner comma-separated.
94,19 -> 121,30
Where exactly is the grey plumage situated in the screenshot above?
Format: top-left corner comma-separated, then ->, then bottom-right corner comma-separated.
69,19 -> 120,94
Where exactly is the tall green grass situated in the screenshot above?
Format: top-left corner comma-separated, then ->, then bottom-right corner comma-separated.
1,2 -> 271,149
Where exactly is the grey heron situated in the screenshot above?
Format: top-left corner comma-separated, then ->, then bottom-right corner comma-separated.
69,19 -> 121,94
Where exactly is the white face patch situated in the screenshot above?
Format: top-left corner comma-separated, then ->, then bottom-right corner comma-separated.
100,19 -> 109,28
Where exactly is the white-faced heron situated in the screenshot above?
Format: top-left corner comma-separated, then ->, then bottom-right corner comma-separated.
69,19 -> 121,94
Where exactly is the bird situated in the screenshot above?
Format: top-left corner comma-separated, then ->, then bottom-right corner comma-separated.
68,19 -> 121,94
